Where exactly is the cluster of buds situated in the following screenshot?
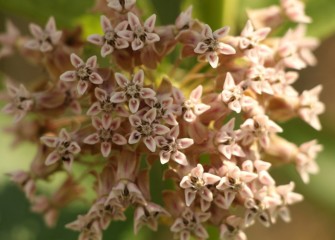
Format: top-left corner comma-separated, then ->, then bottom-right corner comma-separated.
1,0 -> 324,239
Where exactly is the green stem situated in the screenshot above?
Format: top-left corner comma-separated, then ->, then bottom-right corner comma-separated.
222,0 -> 240,35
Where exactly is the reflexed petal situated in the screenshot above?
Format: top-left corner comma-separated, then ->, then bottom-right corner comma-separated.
213,26 -> 230,39
117,30 -> 134,41
59,128 -> 71,141
172,151 -> 188,166
128,12 -> 141,30
180,177 -> 192,188
89,72 -> 103,84
25,39 -> 39,50
92,116 -> 103,129
185,188 -> 196,206
115,38 -> 129,49
223,191 -> 236,209
69,142 -> 81,154
202,24 -> 213,39
143,136 -> 156,152
115,20 -> 129,31
112,133 -> 127,145
200,187 -> 213,202
83,133 -> 100,144
101,142 -> 111,157
40,41 -> 52,52
77,81 -> 88,95
146,33 -> 160,44
160,151 -> 171,164
129,115 -> 142,127
194,103 -> 210,115
87,34 -> 103,45
207,52 -> 219,68
86,55 -> 97,69
129,98 -> 140,113
194,225 -> 209,239
70,53 -> 84,68
203,173 -> 221,185
133,69 -> 144,85
131,38 -> 144,51
115,72 -> 129,88
45,151 -> 60,165
129,130 -> 141,144
50,31 -> 62,44
60,71 -> 77,82
40,136 -> 58,148
94,87 -> 107,101
46,17 -> 56,32
140,88 -> 156,99
191,164 -> 204,178
143,108 -> 156,122
29,23 -> 43,39
176,138 -> 194,149
229,100 -> 242,113
217,42 -> 236,55
101,15 -> 113,32
101,44 -> 114,57
154,124 -> 170,135
144,14 -> 156,32
110,91 -> 127,103
87,102 -> 101,116
259,171 -> 275,185
190,85 -> 203,102
102,114 -> 112,129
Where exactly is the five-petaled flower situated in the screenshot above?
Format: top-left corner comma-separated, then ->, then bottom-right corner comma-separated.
60,53 -> 104,95
180,164 -> 221,211
2,82 -> 34,122
194,24 -> 236,68
83,115 -> 127,157
239,20 -> 271,50
41,128 -> 81,171
88,16 -> 131,57
118,12 -> 160,51
128,108 -> 170,152
25,16 -> 62,52
110,70 -> 156,113
155,125 -> 194,165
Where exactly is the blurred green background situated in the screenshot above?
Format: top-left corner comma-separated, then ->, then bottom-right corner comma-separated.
1,0 -> 335,239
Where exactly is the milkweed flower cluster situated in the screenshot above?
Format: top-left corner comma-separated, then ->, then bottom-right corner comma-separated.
1,0 -> 324,239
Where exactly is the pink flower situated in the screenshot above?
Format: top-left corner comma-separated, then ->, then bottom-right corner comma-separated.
220,215 -> 247,240
239,114 -> 283,148
239,20 -> 271,50
83,115 -> 127,157
171,208 -> 210,240
295,140 -> 322,183
118,12 -> 160,51
215,118 -> 245,159
128,108 -> 170,152
0,20 -> 20,58
66,213 -> 102,240
175,6 -> 193,31
281,0 -> 311,24
145,95 -> 178,125
173,85 -> 210,123
107,0 -> 136,12
7,170 -> 35,200
41,128 -> 81,171
2,82 -> 34,122
216,161 -> 257,209
221,72 -> 255,113
86,87 -> 128,117
155,125 -> 194,165
244,197 -> 272,227
60,54 -> 103,95
25,16 -> 62,52
298,85 -> 325,131
88,16 -> 131,57
194,24 -> 236,68
110,70 -> 156,113
180,164 -> 221,211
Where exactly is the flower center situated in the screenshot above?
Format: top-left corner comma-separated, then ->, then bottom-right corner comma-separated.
77,66 -> 92,81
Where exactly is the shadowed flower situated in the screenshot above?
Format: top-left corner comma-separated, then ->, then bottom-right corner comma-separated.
83,115 -> 127,157
239,20 -> 271,50
40,128 -> 81,171
180,164 -> 221,211
155,125 -> 194,165
145,95 -> 178,125
60,53 -> 103,95
0,20 -> 20,58
88,16 -> 131,57
281,0 -> 311,24
128,108 -> 170,152
25,16 -> 62,52
118,12 -> 160,51
171,208 -> 210,240
194,24 -> 236,68
2,82 -> 34,122
110,70 -> 156,113
220,215 -> 247,240
175,6 -> 193,31
66,213 -> 103,240
107,0 -> 136,12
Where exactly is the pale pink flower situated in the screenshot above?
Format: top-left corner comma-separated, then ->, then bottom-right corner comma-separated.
60,54 -> 103,95
155,125 -> 194,165
88,16 -> 130,57
2,82 -> 34,122
0,20 -> 20,58
145,95 -> 178,125
180,164 -> 221,211
215,118 -> 245,159
295,140 -> 322,183
270,70 -> 299,96
281,0 -> 311,24
175,6 -> 193,31
107,0 -> 136,12
171,208 -> 210,240
83,115 -> 127,157
239,20 -> 271,50
216,161 -> 257,209
25,16 -> 62,52
118,13 -> 160,51
7,170 -> 35,200
128,108 -> 170,152
244,197 -> 271,227
86,87 -> 128,117
40,128 -> 81,171
221,73 -> 255,113
220,215 -> 247,240
110,70 -> 156,113
239,114 -> 283,148
298,85 -> 325,131
134,202 -> 169,234
242,160 -> 275,186
194,24 -> 236,68
172,85 -> 210,123
66,213 -> 102,240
